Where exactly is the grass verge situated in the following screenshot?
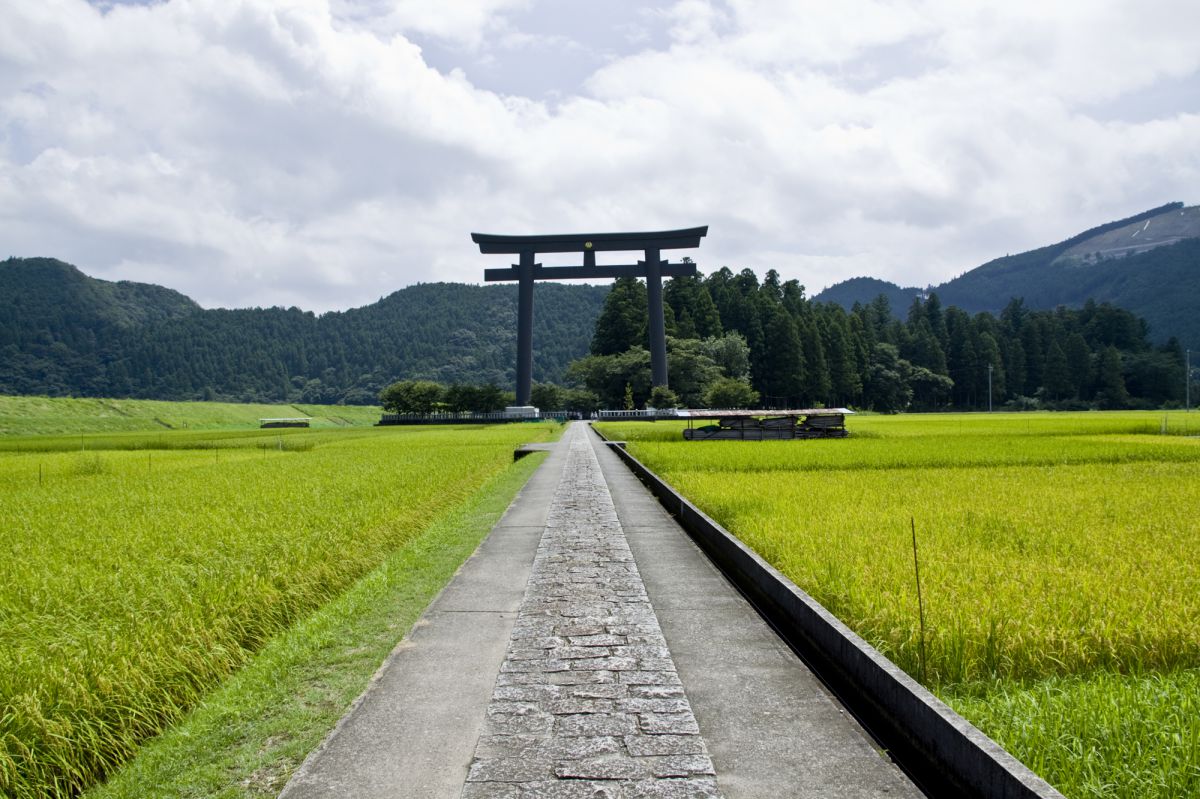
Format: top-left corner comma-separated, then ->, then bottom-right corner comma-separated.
82,450 -> 545,799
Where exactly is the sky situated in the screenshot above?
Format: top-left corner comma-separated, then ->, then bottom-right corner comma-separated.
1,0 -> 1198,312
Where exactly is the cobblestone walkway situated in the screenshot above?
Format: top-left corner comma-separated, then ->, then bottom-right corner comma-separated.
462,426 -> 722,799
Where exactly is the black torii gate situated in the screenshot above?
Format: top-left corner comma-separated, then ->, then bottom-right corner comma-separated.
472,227 -> 708,407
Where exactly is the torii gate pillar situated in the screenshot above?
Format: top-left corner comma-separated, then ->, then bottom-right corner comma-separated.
515,250 -> 536,405
644,249 -> 667,387
474,227 -> 708,406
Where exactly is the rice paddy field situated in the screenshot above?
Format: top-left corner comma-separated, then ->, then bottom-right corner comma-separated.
597,411 -> 1200,799
0,403 -> 558,798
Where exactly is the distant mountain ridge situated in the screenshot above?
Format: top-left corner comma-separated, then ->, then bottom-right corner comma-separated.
6,199 -> 1198,404
0,257 -> 608,403
808,276 -> 922,316
815,202 -> 1200,348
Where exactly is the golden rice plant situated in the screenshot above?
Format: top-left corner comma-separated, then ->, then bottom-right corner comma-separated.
599,411 -> 1200,799
0,423 -> 556,798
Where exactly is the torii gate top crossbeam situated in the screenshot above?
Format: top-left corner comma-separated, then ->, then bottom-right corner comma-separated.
470,226 -> 707,254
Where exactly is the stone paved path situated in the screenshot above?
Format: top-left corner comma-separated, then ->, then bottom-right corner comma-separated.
280,421 -> 921,798
462,425 -> 721,799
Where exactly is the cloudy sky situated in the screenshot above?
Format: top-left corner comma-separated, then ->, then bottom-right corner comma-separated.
2,0 -> 1198,312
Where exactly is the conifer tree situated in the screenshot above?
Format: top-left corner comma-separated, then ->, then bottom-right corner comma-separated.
1065,332 -> 1092,398
591,277 -> 647,356
1002,338 -> 1027,397
1095,346 -> 1130,409
799,315 -> 831,404
754,303 -> 804,406
825,314 -> 862,405
924,292 -> 949,351
1043,339 -> 1073,400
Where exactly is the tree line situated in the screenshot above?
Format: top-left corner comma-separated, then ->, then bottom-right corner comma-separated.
378,379 -> 602,415
562,268 -> 1189,412
6,257 -> 1190,413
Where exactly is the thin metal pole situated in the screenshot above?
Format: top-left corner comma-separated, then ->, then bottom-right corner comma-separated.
645,248 -> 668,388
910,517 -> 927,685
516,250 -> 535,406
987,364 -> 993,412
1187,349 -> 1191,413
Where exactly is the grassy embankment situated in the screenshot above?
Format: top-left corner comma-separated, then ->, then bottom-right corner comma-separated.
0,395 -> 382,437
1,397 -> 557,798
597,411 -> 1200,799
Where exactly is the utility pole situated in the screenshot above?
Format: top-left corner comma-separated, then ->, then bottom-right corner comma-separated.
987,364 -> 993,412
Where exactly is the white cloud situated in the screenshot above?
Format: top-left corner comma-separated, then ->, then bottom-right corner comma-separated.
0,0 -> 1197,311
330,0 -> 530,50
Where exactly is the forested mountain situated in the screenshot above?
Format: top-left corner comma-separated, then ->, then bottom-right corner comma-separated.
0,257 -> 607,403
573,269 -> 1187,413
3,233 -> 1191,413
815,203 -> 1200,349
810,276 -> 921,315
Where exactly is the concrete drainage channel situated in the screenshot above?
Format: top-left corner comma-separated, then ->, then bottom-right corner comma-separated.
593,427 -> 1064,799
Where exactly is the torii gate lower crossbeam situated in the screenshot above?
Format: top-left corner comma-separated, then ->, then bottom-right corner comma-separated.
473,227 -> 707,406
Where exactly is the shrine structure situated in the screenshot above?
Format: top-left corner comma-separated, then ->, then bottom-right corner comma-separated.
473,227 -> 708,406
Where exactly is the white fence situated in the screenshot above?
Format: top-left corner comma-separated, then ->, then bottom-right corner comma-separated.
594,409 -> 683,419
378,410 -> 575,425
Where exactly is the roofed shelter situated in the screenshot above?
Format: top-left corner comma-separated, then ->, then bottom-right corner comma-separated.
473,227 -> 708,406
679,408 -> 852,440
259,417 -> 311,428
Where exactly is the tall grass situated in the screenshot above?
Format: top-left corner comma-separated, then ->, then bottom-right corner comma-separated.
0,424 -> 556,798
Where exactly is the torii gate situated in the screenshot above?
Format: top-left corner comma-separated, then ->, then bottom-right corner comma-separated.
472,227 -> 708,406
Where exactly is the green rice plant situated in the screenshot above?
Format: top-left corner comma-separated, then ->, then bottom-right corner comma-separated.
70,454 -> 109,476
82,448 -> 548,799
610,430 -> 1199,475
845,410 -> 1199,438
659,460 -> 1200,684
601,410 -> 1199,444
945,670 -> 1200,799
0,423 -> 556,798
598,411 -> 1200,799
